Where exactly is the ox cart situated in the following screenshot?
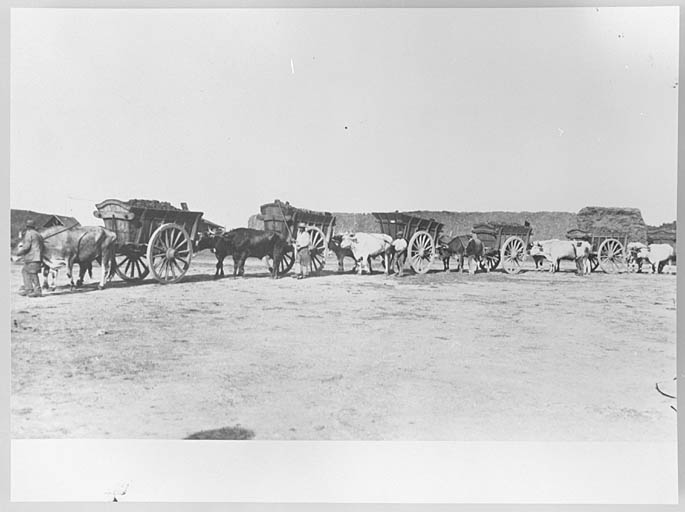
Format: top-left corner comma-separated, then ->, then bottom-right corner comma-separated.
371,212 -> 444,274
94,199 -> 205,284
468,222 -> 533,274
566,228 -> 628,273
257,199 -> 335,276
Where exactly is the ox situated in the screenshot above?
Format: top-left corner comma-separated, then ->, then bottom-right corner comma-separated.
464,237 -> 485,274
627,242 -> 649,273
532,254 -> 547,271
437,236 -> 465,272
328,234 -> 386,273
438,235 -> 484,274
639,243 -> 676,274
529,239 -> 591,275
339,233 -> 393,275
196,228 -> 288,278
12,225 -> 117,290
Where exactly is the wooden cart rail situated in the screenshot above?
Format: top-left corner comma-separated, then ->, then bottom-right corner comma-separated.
94,199 -> 204,246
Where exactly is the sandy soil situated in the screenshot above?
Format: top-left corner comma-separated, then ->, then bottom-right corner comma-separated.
10,252 -> 677,441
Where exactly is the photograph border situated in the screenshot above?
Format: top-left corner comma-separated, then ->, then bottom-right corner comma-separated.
2,0 -> 682,509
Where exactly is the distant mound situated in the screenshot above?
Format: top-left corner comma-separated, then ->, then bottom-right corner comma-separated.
577,207 -> 647,243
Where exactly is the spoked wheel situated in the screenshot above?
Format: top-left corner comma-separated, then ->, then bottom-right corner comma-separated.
408,230 -> 435,274
146,223 -> 193,284
307,226 -> 327,275
589,254 -> 600,272
598,239 -> 626,274
277,245 -> 295,277
114,246 -> 149,281
479,251 -> 501,272
501,236 -> 526,274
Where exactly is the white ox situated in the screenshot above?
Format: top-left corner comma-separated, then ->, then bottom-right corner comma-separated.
529,239 -> 592,275
637,243 -> 676,274
340,233 -> 393,275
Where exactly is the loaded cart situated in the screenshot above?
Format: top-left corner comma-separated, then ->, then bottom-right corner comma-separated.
372,212 -> 444,274
471,222 -> 533,274
94,199 -> 205,284
257,199 -> 336,276
566,228 -> 628,273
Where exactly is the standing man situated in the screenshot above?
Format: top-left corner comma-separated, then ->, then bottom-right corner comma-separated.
16,219 -> 44,297
391,231 -> 408,277
466,230 -> 482,274
294,222 -> 311,279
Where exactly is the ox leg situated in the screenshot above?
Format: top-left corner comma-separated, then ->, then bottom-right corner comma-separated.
232,255 -> 240,277
97,261 -> 105,289
48,269 -> 57,291
337,256 -> 345,273
238,254 -> 247,277
42,266 -> 50,290
384,254 -> 389,276
77,265 -> 86,287
66,260 -> 76,290
262,256 -> 274,275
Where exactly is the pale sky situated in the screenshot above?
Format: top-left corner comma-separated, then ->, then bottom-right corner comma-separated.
10,7 -> 679,228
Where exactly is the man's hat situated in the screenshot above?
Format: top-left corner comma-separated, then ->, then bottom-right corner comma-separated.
396,231 -> 404,237
297,222 -> 306,228
25,219 -> 36,228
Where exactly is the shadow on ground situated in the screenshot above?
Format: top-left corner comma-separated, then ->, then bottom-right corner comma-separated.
184,425 -> 255,440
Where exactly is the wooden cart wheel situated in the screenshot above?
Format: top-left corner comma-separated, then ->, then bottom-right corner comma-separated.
598,238 -> 626,274
408,230 -> 435,274
277,245 -> 295,277
479,251 -> 501,272
307,226 -> 327,274
114,248 -> 149,281
146,223 -> 193,284
501,236 -> 526,274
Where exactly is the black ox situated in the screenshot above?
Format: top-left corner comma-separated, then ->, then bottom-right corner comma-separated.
437,235 -> 484,272
196,228 -> 289,278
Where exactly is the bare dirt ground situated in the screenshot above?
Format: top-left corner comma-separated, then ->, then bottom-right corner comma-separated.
10,252 -> 677,441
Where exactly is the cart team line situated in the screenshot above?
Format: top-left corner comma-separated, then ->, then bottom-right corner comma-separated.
11,198 -> 677,295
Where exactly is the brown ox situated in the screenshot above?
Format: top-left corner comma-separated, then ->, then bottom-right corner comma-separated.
12,225 -> 117,290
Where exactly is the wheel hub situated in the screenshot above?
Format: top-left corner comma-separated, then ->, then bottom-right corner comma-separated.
166,248 -> 176,260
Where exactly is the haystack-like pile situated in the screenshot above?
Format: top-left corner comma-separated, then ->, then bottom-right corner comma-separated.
127,199 -> 180,210
576,207 -> 647,243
